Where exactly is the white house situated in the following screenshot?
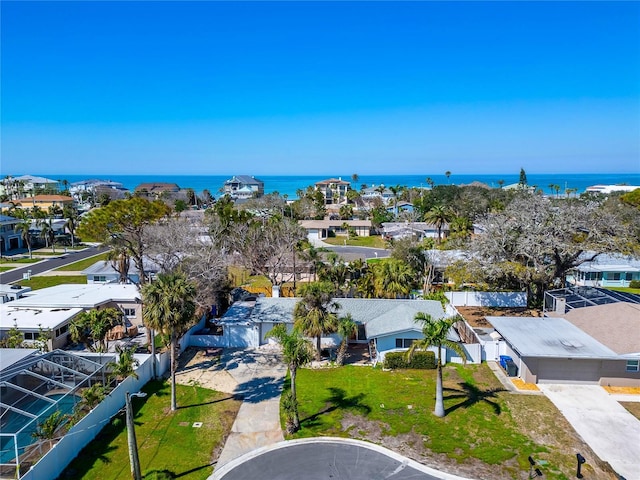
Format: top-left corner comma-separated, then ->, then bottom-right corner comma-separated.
3,284 -> 143,348
196,297 -> 463,364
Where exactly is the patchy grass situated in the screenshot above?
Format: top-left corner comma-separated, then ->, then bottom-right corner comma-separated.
621,402 -> 640,420
322,235 -> 388,248
58,380 -> 241,480
15,275 -> 87,290
287,363 -> 617,479
56,252 -> 110,271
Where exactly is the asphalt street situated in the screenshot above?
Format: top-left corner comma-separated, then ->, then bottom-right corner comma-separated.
214,440 -> 448,480
0,245 -> 109,284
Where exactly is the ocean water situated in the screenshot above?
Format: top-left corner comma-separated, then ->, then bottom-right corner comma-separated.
39,173 -> 640,198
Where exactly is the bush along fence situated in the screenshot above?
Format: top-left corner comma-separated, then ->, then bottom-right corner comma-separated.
384,351 -> 436,369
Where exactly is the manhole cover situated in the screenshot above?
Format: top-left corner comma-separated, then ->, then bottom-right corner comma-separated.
193,422 -> 203,428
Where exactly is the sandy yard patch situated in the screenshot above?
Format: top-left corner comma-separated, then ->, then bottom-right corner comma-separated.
603,385 -> 640,395
175,347 -> 239,394
511,378 -> 540,391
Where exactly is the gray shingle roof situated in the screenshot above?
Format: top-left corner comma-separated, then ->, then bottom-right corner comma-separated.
250,297 -> 448,339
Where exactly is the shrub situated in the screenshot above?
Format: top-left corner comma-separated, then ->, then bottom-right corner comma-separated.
629,280 -> 640,289
384,350 -> 436,369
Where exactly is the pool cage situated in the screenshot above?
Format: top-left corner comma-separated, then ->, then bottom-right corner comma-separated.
544,286 -> 640,315
0,350 -> 113,478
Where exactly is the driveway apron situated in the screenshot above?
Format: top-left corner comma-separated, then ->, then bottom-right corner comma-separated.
539,384 -> 640,480
214,348 -> 287,469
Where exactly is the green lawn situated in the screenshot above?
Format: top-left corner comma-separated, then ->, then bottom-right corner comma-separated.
56,252 -> 110,271
58,380 -> 241,480
16,275 -> 87,290
287,364 -> 612,479
606,286 -> 640,295
0,266 -> 15,272
1,257 -> 41,263
322,235 -> 388,248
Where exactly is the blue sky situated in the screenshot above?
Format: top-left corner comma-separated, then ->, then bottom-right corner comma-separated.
2,1 -> 639,176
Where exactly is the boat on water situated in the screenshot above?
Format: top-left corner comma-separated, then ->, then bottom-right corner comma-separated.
585,184 -> 640,194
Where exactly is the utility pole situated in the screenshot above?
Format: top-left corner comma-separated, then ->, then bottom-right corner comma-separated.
126,391 -> 146,480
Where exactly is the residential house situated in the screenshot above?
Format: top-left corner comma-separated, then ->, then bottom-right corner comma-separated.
134,182 -> 181,198
386,201 -> 414,216
222,175 -> 265,199
201,297 -> 465,365
81,258 -> 160,284
487,309 -> 640,387
299,219 -> 372,241
315,178 -> 351,205
12,195 -> 74,212
2,284 -> 143,349
381,222 -> 450,241
0,175 -> 59,199
1,215 -> 23,254
567,253 -> 640,288
0,284 -> 32,304
361,186 -> 394,205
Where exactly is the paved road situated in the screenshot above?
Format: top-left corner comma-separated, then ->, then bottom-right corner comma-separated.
212,438 -> 476,480
322,245 -> 390,261
0,245 -> 109,284
539,384 -> 640,480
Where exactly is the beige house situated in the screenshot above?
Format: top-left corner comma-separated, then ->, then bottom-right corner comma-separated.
13,195 -> 73,211
299,219 -> 372,240
315,178 -> 351,205
488,307 -> 640,387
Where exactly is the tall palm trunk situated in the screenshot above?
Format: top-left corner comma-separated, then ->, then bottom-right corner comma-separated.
336,340 -> 348,366
316,335 -> 322,360
170,329 -> 177,411
434,346 -> 445,417
290,366 -> 300,430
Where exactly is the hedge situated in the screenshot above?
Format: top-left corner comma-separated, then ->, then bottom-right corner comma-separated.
630,280 -> 640,289
384,350 -> 436,369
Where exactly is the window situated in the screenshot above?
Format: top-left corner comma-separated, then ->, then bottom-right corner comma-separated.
94,275 -> 107,282
123,308 -> 136,317
395,338 -> 415,348
626,360 -> 639,373
24,332 -> 40,340
55,324 -> 68,338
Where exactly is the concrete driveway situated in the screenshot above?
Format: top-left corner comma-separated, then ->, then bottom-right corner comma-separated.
539,384 -> 640,480
203,348 -> 287,468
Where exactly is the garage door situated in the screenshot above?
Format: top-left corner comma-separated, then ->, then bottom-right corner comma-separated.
536,359 -> 601,384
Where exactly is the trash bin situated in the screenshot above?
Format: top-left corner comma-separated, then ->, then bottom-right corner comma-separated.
499,355 -> 512,370
505,359 -> 518,377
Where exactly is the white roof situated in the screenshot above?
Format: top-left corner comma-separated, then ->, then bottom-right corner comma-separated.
10,284 -> 140,308
14,175 -> 59,184
488,316 -> 619,359
0,305 -> 83,330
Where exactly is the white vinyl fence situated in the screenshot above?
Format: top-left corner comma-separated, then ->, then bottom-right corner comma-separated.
21,352 -> 168,480
445,291 -> 527,307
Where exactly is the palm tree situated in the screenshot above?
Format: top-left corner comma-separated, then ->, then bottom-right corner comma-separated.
39,218 -> 56,252
70,308 -> 121,352
63,205 -> 79,247
497,179 -> 504,189
445,171 -> 451,183
407,313 -> 468,417
426,177 -> 435,189
335,314 -> 357,366
351,173 -> 359,191
373,259 -> 413,298
80,383 -> 107,410
14,219 -> 33,258
267,323 -> 313,432
423,204 -> 454,243
142,272 -> 197,411
32,410 -> 68,450
107,345 -> 139,382
293,282 -> 339,360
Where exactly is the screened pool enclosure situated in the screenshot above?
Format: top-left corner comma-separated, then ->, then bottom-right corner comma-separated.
0,349 -> 113,478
